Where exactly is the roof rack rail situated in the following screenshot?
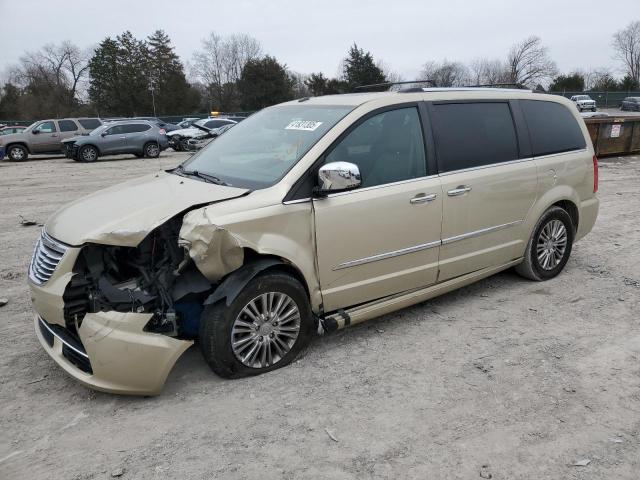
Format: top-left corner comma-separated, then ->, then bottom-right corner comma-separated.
354,80 -> 436,91
464,82 -> 527,89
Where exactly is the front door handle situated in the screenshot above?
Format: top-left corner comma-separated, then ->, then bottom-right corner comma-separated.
410,193 -> 437,204
447,185 -> 472,196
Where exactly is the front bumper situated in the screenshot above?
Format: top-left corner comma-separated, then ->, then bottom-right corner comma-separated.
29,245 -> 193,395
34,312 -> 193,395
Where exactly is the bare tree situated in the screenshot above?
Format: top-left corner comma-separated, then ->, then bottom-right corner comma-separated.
612,21 -> 640,85
469,58 -> 508,85
376,60 -> 403,84
420,60 -> 470,87
506,36 -> 557,87
191,32 -> 262,111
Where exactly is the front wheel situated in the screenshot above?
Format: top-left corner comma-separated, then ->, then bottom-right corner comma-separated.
7,145 -> 28,161
144,142 -> 160,158
515,206 -> 574,281
199,272 -> 314,379
79,145 -> 98,162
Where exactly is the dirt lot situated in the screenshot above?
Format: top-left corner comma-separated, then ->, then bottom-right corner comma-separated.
0,151 -> 639,479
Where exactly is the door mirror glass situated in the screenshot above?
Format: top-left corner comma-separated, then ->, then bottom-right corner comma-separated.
32,129 -> 40,134
317,162 -> 361,194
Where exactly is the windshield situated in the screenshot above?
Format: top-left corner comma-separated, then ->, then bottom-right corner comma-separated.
180,104 -> 354,189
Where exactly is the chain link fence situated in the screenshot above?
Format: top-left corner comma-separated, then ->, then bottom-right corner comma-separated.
548,91 -> 640,108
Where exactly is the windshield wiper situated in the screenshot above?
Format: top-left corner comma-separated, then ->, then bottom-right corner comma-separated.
173,165 -> 230,186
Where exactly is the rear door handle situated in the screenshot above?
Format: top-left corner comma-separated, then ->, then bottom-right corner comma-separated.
410,193 -> 437,204
447,186 -> 472,196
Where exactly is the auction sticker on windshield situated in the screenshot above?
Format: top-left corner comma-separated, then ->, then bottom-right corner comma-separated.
285,120 -> 323,131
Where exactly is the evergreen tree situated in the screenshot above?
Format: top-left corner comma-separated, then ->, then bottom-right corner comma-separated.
342,44 -> 386,90
88,37 -> 120,115
238,56 -> 294,110
549,73 -> 585,92
147,30 -> 200,114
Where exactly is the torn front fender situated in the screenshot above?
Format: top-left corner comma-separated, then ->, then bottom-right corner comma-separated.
178,209 -> 244,282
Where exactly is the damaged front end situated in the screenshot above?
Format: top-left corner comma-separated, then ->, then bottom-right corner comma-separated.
67,216 -> 214,339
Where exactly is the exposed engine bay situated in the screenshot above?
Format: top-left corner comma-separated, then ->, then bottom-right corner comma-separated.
64,216 -> 213,339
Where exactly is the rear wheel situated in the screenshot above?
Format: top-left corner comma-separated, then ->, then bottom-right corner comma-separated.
515,206 -> 574,281
79,145 -> 98,162
144,142 -> 160,158
199,272 -> 314,379
7,145 -> 28,161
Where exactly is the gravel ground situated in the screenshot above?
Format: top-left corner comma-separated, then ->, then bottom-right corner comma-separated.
0,151 -> 639,480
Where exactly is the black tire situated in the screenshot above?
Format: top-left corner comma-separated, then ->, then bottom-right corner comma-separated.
180,138 -> 190,151
515,206 -> 575,281
143,142 -> 160,158
78,145 -> 98,162
199,272 -> 314,379
7,145 -> 28,162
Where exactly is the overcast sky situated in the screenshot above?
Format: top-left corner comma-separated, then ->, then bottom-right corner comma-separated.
0,0 -> 636,80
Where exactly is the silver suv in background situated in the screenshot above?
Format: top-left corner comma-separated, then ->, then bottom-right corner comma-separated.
63,120 -> 169,162
570,95 -> 597,112
0,118 -> 102,161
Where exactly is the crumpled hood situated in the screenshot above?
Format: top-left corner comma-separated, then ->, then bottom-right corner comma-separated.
46,171 -> 249,247
168,127 -> 207,138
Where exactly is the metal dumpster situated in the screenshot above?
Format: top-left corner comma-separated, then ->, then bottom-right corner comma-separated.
583,116 -> 640,157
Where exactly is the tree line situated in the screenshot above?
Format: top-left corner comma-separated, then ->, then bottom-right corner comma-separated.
0,20 -> 638,121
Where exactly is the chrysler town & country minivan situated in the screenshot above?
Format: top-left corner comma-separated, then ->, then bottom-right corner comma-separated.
28,88 -> 599,395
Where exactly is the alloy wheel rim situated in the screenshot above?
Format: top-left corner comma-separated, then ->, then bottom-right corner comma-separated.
12,148 -> 24,160
83,148 -> 96,161
231,292 -> 301,369
147,144 -> 159,156
536,219 -> 567,270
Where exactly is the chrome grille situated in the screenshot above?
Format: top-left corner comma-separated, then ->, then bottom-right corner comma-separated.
29,230 -> 68,285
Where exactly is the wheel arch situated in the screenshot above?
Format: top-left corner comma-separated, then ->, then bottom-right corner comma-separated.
5,142 -> 31,154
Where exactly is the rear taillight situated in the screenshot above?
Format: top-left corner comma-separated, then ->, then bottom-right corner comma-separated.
593,155 -> 598,193
159,128 -> 166,135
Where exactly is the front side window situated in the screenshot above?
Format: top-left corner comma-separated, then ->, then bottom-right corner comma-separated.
521,100 -> 586,156
58,120 -> 78,132
324,107 -> 426,188
431,102 -> 519,173
182,105 -> 354,189
105,125 -> 125,135
36,121 -> 56,133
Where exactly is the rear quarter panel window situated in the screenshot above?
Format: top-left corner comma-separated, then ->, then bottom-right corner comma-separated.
521,100 -> 586,156
78,119 -> 101,129
431,102 -> 519,173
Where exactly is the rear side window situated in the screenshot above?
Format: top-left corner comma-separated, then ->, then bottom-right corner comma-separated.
58,120 -> 78,132
78,118 -> 101,129
123,123 -> 151,133
204,119 -> 234,129
521,100 -> 586,156
431,102 -> 519,173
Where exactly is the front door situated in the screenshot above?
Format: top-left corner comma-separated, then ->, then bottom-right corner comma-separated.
428,101 -> 538,281
30,121 -> 59,153
100,125 -> 127,154
313,106 -> 443,312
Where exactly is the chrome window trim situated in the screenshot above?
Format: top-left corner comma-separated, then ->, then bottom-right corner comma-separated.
441,220 -> 522,245
283,197 -> 311,205
325,174 -> 439,198
38,316 -> 89,359
531,148 -> 587,160
439,157 -> 534,176
333,240 -> 441,271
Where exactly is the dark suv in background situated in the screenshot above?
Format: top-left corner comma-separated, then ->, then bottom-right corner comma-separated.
620,97 -> 640,111
63,120 -> 169,161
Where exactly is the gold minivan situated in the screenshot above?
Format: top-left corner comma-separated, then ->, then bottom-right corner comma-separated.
28,88 -> 599,395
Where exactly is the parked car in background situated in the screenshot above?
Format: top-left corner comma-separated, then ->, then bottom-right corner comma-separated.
28,88 -> 598,394
0,125 -> 27,135
620,97 -> 640,111
168,117 -> 237,151
570,95 -> 597,112
62,120 -> 168,162
185,122 -> 236,151
177,117 -> 200,128
132,117 -> 179,132
0,118 -> 102,161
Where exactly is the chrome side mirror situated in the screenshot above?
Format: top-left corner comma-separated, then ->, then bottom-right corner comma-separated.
317,161 -> 361,194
